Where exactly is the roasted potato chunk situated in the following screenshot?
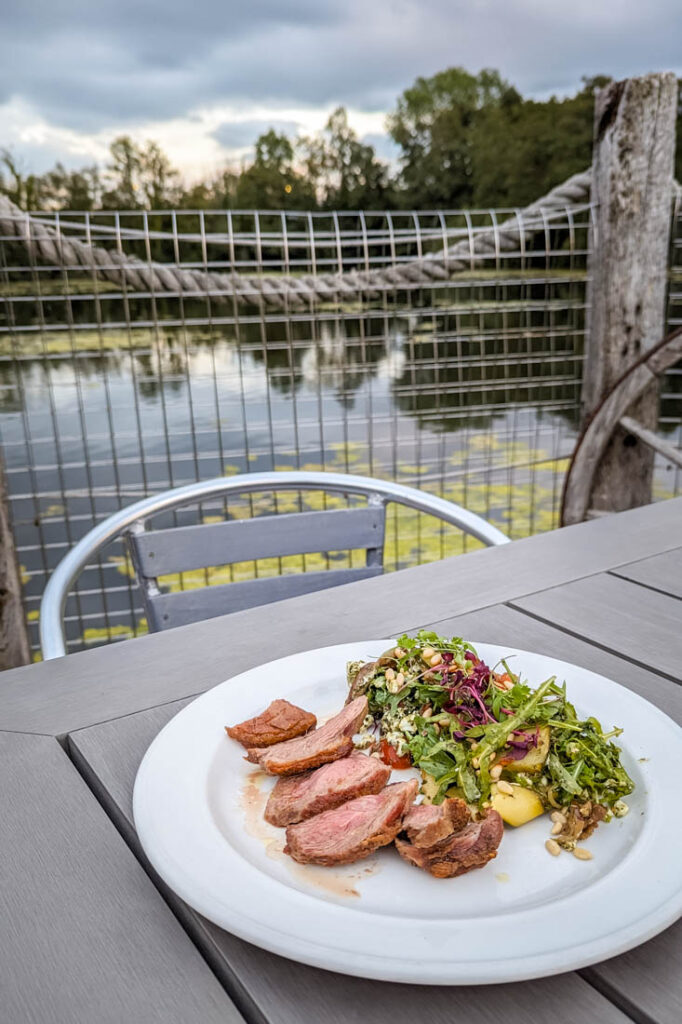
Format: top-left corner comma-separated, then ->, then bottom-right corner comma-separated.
491,782 -> 545,826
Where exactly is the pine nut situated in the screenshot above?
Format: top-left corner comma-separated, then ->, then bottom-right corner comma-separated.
394,647 -> 406,658
550,811 -> 565,824
422,706 -> 433,718
471,757 -> 480,769
573,846 -> 593,861
545,839 -> 561,856
496,780 -> 514,795
429,653 -> 443,667
395,672 -> 405,685
432,724 -> 440,735
490,764 -> 503,780
422,647 -> 435,662
550,821 -> 563,835
385,668 -> 395,681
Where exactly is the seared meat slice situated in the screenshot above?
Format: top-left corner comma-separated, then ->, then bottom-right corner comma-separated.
346,660 -> 378,704
265,751 -> 390,827
247,697 -> 368,776
285,779 -> 419,866
402,798 -> 471,848
226,699 -> 316,748
396,810 -> 504,878
345,650 -> 400,704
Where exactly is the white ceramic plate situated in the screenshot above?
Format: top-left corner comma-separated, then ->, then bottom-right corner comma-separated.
133,641 -> 682,985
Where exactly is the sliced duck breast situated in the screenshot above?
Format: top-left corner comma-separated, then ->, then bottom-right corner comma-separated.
265,751 -> 390,827
284,779 -> 418,866
396,810 -> 504,878
226,699 -> 316,748
247,696 -> 368,776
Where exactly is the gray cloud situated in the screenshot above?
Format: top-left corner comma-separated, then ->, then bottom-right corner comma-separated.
1,1 -> 681,139
211,119 -> 302,150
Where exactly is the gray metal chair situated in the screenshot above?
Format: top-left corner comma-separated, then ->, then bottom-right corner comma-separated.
39,471 -> 509,659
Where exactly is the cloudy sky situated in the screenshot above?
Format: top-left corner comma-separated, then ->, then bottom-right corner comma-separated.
1,0 -> 681,180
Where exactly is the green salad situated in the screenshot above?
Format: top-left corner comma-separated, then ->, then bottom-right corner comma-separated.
348,631 -> 634,852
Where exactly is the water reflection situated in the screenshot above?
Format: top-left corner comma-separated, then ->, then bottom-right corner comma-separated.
299,323 -> 407,402
0,305 -> 592,654
1,311 -> 583,431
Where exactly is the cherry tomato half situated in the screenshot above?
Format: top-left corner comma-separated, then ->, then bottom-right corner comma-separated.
379,739 -> 413,770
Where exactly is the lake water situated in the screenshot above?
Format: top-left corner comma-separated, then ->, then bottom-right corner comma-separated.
2,303 -> 589,654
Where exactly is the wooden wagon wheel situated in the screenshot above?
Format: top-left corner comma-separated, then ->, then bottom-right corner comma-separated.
561,327 -> 682,526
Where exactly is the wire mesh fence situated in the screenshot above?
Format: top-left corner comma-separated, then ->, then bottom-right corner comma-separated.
0,197 -> 669,657
660,189 -> 682,499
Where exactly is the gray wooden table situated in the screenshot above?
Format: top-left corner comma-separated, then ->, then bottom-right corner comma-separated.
2,498 -> 681,1024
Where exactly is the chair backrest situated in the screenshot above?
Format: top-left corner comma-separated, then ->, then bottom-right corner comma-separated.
125,499 -> 386,631
39,471 -> 509,658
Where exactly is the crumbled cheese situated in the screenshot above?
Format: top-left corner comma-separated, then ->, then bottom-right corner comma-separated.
399,715 -> 417,736
384,730 -> 408,755
353,732 -> 375,750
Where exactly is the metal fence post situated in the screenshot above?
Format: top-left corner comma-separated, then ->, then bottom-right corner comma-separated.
579,72 -> 677,515
0,454 -> 30,667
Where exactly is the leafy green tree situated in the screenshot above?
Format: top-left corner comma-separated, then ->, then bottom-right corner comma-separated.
41,163 -> 101,210
101,136 -> 141,208
139,141 -> 179,208
470,77 -> 610,207
2,72 -> 681,214
180,169 -> 239,209
301,107 -> 393,209
235,130 -> 315,209
387,67 -> 522,207
101,136 -> 179,209
0,149 -> 47,209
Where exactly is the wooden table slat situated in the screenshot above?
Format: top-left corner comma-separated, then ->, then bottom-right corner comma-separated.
510,573 -> 682,682
0,732 -> 243,1024
609,547 -> 682,599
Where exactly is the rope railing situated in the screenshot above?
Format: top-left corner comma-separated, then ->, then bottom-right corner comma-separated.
0,170 -> 592,309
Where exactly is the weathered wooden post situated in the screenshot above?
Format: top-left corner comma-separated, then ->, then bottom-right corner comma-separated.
577,72 -> 677,518
0,456 -> 30,668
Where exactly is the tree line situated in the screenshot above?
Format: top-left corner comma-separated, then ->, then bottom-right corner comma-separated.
2,68 -> 681,212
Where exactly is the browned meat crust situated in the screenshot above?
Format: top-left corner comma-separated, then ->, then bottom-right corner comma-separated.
248,696 -> 368,776
226,699 -> 316,748
345,660 -> 378,704
402,798 -> 471,848
396,810 -> 504,878
284,779 -> 418,866
265,751 -> 391,827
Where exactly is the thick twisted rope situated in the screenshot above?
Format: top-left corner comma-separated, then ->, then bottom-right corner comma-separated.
0,169 -> 593,309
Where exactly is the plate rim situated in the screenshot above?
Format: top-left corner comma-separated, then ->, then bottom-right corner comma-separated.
133,638 -> 682,985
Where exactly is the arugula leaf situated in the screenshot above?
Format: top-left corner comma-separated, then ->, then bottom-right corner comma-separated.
354,632 -> 634,816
